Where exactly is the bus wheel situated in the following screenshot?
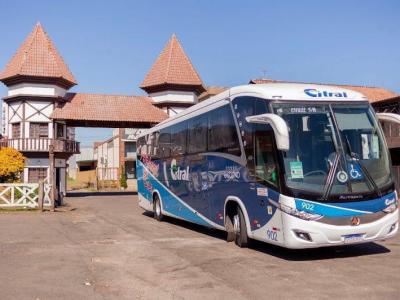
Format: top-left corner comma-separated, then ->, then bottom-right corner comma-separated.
225,214 -> 235,242
153,194 -> 163,222
233,207 -> 248,248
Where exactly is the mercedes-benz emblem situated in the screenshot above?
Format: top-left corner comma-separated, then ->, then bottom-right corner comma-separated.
350,216 -> 361,226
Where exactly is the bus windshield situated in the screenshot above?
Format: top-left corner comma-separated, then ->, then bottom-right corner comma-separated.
273,103 -> 393,200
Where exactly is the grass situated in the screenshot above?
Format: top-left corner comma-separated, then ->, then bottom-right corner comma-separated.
0,207 -> 39,213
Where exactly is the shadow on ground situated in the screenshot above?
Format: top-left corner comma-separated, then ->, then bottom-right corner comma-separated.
67,191 -> 137,197
142,211 -> 391,261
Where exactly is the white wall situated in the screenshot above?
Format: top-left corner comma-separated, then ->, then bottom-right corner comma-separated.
149,90 -> 197,104
168,107 -> 187,116
8,83 -> 66,98
2,102 -> 8,136
5,100 -> 54,138
8,101 -> 23,123
96,137 -> 120,180
75,148 -> 95,162
25,100 -> 53,122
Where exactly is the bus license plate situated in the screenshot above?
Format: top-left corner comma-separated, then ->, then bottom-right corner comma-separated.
342,234 -> 364,244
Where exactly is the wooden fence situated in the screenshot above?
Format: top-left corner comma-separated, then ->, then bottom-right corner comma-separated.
0,183 -> 52,208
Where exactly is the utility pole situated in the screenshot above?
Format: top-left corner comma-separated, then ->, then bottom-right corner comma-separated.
49,143 -> 55,212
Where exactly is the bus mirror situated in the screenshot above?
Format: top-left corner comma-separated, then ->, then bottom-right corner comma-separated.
245,113 -> 289,151
377,113 -> 400,125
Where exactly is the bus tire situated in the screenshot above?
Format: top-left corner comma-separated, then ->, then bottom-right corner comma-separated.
234,207 -> 248,248
225,214 -> 235,242
153,194 -> 163,222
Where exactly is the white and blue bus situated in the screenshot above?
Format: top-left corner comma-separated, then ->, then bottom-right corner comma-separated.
137,83 -> 399,249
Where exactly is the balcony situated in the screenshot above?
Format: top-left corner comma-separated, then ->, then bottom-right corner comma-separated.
0,138 -> 80,154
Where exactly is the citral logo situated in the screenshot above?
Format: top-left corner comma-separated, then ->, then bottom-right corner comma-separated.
170,159 -> 190,181
304,89 -> 348,98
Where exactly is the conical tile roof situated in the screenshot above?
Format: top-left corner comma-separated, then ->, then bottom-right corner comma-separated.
140,34 -> 204,93
0,23 -> 77,87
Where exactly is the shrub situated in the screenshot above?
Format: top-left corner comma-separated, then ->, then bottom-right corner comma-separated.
0,147 -> 25,183
119,166 -> 128,189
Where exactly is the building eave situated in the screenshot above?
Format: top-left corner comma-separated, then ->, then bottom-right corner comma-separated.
141,83 -> 206,95
0,75 -> 76,89
2,94 -> 65,103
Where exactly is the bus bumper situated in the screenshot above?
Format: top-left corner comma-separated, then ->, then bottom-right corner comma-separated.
281,209 -> 399,249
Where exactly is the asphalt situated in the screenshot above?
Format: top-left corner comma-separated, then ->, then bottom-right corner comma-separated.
0,195 -> 399,300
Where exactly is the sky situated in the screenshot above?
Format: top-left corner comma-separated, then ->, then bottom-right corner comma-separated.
0,0 -> 399,146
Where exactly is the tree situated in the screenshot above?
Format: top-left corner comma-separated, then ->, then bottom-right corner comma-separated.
119,166 -> 128,190
0,147 -> 25,183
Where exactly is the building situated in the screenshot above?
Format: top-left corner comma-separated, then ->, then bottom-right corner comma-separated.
95,128 -> 145,181
369,94 -> 400,184
0,23 -> 79,197
0,23 -> 168,197
68,147 -> 96,179
140,34 -> 206,116
68,128 -> 145,189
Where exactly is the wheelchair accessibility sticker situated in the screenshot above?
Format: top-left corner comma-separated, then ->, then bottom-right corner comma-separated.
348,163 -> 363,180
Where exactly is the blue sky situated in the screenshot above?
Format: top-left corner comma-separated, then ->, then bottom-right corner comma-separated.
0,0 -> 399,146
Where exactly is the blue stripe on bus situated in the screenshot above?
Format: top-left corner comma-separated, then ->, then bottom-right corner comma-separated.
137,160 -> 214,227
295,191 -> 396,217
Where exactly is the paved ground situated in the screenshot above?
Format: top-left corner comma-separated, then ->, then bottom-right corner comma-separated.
0,195 -> 399,300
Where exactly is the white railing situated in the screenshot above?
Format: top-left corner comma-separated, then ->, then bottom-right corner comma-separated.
0,183 -> 52,208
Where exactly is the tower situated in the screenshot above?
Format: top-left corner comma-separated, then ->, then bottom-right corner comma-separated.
0,23 -> 79,195
140,34 -> 205,116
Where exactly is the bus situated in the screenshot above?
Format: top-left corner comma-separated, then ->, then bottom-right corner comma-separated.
136,83 -> 399,249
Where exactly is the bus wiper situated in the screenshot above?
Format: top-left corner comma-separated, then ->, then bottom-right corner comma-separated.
343,134 -> 381,198
321,153 -> 340,201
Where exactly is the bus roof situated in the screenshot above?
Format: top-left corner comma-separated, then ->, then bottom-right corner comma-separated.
228,83 -> 368,102
144,83 -> 369,134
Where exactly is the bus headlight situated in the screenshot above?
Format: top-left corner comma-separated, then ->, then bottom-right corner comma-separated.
269,199 -> 322,221
383,203 -> 397,214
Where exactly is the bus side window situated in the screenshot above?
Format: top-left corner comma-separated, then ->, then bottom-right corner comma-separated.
150,132 -> 159,160
188,114 -> 208,154
171,121 -> 188,156
233,96 -> 269,152
208,105 -> 241,156
158,128 -> 171,158
137,136 -> 145,161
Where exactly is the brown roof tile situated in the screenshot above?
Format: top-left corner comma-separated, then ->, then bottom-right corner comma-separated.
198,86 -> 229,102
0,23 -> 77,86
249,79 -> 398,103
140,34 -> 204,92
51,93 -> 168,124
